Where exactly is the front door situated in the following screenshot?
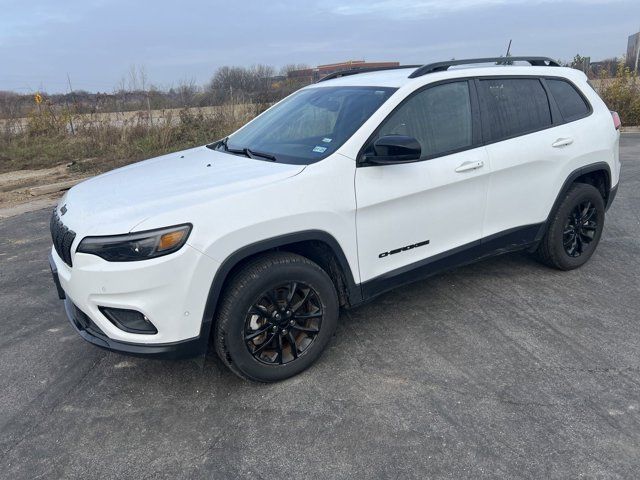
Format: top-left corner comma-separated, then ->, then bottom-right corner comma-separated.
355,80 -> 490,288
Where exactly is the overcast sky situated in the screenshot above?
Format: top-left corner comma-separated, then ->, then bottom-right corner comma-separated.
1,0 -> 639,93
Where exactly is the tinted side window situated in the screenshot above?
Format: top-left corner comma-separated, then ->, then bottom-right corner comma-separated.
546,79 -> 590,121
478,78 -> 552,142
376,81 -> 472,158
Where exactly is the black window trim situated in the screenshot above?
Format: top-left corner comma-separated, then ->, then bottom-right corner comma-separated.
476,75 -> 556,146
542,76 -> 593,124
357,78 -> 482,167
475,75 -> 594,147
357,74 -> 593,166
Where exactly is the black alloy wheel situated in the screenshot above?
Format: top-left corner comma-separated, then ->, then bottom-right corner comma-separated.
563,201 -> 599,257
214,252 -> 339,382
534,182 -> 605,270
244,282 -> 323,365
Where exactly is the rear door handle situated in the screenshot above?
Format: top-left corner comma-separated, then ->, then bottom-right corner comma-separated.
455,160 -> 484,173
552,137 -> 574,148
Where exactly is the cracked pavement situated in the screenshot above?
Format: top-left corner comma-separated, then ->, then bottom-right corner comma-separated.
0,134 -> 639,479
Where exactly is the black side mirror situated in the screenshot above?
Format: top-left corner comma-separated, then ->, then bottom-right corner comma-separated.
366,135 -> 421,165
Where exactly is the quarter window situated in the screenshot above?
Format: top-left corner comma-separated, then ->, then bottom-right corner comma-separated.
546,79 -> 590,122
374,81 -> 473,159
477,78 -> 552,142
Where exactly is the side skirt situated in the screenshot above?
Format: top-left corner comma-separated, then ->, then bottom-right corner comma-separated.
359,223 -> 544,302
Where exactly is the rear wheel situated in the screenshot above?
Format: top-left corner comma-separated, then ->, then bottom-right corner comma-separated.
534,182 -> 605,270
214,252 -> 339,382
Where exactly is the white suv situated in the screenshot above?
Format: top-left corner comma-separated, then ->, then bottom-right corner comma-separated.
49,57 -> 621,382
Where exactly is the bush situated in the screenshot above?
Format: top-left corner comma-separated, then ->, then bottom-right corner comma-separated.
26,104 -> 69,137
599,60 -> 640,126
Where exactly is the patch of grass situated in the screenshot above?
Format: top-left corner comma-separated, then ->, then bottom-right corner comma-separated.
0,107 -> 249,174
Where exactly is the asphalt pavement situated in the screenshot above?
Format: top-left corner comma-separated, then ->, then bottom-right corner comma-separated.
0,134 -> 639,479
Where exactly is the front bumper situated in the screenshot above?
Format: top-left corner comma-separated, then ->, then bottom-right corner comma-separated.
62,296 -> 207,359
49,243 -> 219,359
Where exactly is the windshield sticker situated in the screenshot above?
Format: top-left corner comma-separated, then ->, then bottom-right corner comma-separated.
322,137 -> 332,143
312,146 -> 327,153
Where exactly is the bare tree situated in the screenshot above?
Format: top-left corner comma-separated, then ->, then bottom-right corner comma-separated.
127,65 -> 139,92
279,63 -> 310,76
139,65 -> 152,124
177,78 -> 199,107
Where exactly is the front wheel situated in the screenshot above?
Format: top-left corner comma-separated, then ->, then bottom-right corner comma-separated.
534,182 -> 605,270
214,252 -> 339,382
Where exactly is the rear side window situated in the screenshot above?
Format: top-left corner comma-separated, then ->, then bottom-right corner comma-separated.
546,79 -> 590,122
375,81 -> 473,158
477,78 -> 552,142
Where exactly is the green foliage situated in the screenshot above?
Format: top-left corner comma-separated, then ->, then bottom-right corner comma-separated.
599,59 -> 640,126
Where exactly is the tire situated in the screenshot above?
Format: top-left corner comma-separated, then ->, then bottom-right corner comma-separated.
214,252 -> 339,382
534,182 -> 605,270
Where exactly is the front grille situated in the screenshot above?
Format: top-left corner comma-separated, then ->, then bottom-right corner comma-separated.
50,209 -> 76,267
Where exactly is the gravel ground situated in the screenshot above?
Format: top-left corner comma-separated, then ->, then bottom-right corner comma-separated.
0,134 -> 639,479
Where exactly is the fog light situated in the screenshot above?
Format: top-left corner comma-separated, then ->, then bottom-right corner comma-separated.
99,307 -> 158,334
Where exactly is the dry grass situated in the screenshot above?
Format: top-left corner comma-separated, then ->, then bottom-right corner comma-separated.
0,103 -> 264,175
3,68 -> 638,178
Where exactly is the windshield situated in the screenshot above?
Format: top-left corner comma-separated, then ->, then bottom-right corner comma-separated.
219,86 -> 397,164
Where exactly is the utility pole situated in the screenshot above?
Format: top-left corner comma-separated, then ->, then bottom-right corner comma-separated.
635,32 -> 640,75
66,73 -> 75,135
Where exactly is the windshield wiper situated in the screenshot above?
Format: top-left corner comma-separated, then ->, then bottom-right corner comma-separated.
225,146 -> 277,162
209,137 -> 277,162
245,148 -> 277,162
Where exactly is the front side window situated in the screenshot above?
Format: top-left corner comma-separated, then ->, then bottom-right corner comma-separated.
546,78 -> 590,122
222,86 -> 397,164
477,78 -> 552,142
370,81 -> 473,159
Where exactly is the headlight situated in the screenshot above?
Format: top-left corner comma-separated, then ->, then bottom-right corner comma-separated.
77,224 -> 192,262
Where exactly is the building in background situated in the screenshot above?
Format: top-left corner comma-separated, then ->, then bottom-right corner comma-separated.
288,60 -> 400,83
627,32 -> 640,73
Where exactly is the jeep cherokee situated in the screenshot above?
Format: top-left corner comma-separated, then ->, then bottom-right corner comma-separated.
49,57 -> 621,382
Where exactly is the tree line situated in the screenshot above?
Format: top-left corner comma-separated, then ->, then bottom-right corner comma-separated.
0,63 -> 312,120
0,57 -> 630,120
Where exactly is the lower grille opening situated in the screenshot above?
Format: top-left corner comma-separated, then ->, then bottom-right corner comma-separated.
99,307 -> 158,334
69,302 -> 106,337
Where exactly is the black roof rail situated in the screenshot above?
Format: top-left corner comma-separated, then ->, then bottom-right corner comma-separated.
316,65 -> 422,83
408,56 -> 560,79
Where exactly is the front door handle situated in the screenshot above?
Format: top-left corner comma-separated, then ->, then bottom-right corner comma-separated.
552,137 -> 574,148
455,160 -> 484,173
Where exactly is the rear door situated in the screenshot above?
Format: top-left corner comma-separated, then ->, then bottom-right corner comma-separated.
477,76 -> 575,238
355,80 -> 489,284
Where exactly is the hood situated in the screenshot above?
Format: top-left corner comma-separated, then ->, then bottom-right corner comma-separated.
58,146 -> 305,235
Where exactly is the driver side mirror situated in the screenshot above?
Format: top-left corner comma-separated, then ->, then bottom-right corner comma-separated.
365,135 -> 421,165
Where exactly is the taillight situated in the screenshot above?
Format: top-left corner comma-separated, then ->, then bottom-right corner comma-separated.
611,111 -> 621,130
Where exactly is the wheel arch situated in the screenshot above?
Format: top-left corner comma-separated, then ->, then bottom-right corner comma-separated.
536,161 -> 612,243
199,231 -> 362,343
